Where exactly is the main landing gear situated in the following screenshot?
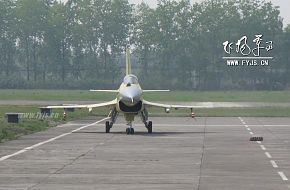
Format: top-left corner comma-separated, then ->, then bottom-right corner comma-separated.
147,121 -> 152,133
105,121 -> 113,133
141,110 -> 153,134
105,108 -> 118,133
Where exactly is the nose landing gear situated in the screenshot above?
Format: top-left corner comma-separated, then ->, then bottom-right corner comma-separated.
126,122 -> 134,135
126,127 -> 134,135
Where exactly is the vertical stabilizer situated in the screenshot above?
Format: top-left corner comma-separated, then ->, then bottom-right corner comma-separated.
126,47 -> 131,75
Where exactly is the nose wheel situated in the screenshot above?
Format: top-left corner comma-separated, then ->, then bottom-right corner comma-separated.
126,127 -> 134,135
126,122 -> 134,135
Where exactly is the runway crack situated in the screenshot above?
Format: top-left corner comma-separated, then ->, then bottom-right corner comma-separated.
26,134 -> 116,190
197,117 -> 207,190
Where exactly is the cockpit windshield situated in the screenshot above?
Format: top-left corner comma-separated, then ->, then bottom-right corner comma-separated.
123,75 -> 138,85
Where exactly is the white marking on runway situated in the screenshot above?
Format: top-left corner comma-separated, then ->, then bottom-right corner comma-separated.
278,172 -> 288,181
56,123 -> 87,127
238,117 -> 289,184
260,145 -> 266,150
0,117 -> 109,162
265,152 -> 272,158
270,160 -> 278,168
258,124 -> 290,127
251,124 -> 290,127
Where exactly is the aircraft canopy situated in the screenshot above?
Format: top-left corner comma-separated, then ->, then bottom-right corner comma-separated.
123,75 -> 138,84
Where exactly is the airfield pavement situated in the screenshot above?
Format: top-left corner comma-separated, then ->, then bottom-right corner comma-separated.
0,116 -> 290,190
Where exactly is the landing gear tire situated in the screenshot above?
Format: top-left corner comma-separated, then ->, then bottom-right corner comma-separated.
147,121 -> 152,133
126,128 -> 134,135
105,121 -> 110,133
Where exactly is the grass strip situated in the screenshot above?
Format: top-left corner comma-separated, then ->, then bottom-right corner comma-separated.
0,106 -> 90,142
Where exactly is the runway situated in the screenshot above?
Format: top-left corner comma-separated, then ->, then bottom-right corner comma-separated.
0,117 -> 290,190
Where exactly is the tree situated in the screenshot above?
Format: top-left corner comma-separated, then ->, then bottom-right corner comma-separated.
15,0 -> 49,81
0,0 -> 288,90
0,0 -> 16,77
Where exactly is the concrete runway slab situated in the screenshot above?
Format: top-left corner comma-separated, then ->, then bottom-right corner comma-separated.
0,117 -> 290,189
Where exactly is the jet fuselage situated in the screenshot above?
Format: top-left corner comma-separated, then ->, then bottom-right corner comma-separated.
116,74 -> 144,121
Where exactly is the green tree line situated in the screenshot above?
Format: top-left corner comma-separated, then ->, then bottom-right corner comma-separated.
0,0 -> 289,90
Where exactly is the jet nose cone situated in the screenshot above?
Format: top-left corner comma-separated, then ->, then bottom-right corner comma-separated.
124,95 -> 135,105
120,86 -> 141,106
122,92 -> 139,105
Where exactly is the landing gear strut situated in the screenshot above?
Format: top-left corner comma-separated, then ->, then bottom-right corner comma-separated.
105,108 -> 118,133
140,110 -> 153,133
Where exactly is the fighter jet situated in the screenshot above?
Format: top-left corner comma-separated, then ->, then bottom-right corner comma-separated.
46,48 -> 196,135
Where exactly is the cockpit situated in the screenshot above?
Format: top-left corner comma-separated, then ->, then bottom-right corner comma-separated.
123,75 -> 138,85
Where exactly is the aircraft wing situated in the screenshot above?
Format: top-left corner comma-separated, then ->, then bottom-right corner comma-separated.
143,100 -> 205,109
89,90 -> 119,93
143,90 -> 170,92
46,99 -> 117,109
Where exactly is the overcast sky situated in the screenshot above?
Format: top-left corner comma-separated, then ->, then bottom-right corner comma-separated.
128,0 -> 290,27
60,0 -> 290,27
